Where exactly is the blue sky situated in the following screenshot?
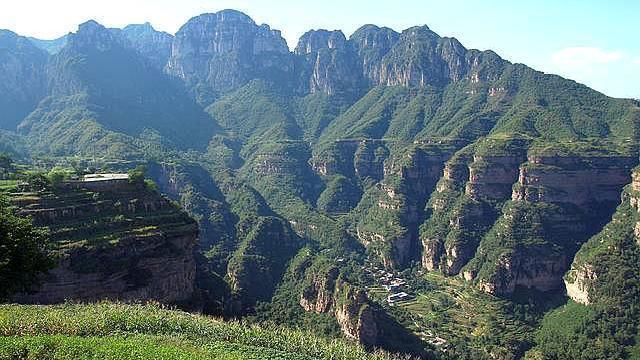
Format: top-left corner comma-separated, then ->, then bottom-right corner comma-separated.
1,0 -> 638,98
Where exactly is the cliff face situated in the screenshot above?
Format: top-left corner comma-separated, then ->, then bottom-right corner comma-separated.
166,9 -> 292,103
121,23 -> 174,70
355,145 -> 455,268
163,9 -> 510,102
299,267 -> 378,346
377,26 -> 470,88
565,168 -> 640,304
512,156 -> 635,206
10,181 -> 198,305
463,154 -> 635,296
421,143 -> 527,275
349,25 -> 399,87
12,231 -> 196,304
334,285 -> 379,346
294,30 -> 363,97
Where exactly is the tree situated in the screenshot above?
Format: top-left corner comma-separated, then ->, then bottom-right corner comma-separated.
47,167 -> 73,187
22,172 -> 51,192
128,165 -> 146,185
0,154 -> 13,180
0,195 -> 53,300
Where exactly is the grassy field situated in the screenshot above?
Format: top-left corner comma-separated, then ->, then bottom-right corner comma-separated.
0,302 -> 403,360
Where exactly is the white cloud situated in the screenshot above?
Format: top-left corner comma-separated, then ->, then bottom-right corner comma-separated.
551,47 -> 624,68
634,57 -> 640,65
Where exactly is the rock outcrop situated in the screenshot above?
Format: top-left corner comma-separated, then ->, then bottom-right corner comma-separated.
334,285 -> 379,346
565,168 -> 640,304
464,153 -> 635,296
349,25 -> 399,86
10,181 -> 198,305
12,230 -> 197,304
377,26 -> 469,88
295,30 -> 363,97
299,267 -> 379,346
512,155 -> 635,207
121,22 -> 174,70
166,9 -> 292,103
356,145 -> 456,268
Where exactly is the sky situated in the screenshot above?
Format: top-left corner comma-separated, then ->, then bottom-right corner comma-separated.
1,0 -> 638,99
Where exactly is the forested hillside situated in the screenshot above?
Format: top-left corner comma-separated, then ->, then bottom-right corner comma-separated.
1,9 -> 639,359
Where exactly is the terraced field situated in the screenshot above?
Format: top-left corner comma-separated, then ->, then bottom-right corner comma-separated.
369,272 -> 556,357
7,184 -> 195,252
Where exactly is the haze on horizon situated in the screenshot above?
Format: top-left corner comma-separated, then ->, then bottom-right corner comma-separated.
1,0 -> 638,99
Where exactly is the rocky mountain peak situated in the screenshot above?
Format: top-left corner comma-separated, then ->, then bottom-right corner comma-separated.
349,25 -> 399,85
122,22 -> 158,36
214,9 -> 256,25
69,20 -> 120,51
376,25 -> 470,87
294,29 -> 363,96
294,30 -> 347,55
0,29 -> 19,47
166,10 -> 292,104
121,22 -> 173,69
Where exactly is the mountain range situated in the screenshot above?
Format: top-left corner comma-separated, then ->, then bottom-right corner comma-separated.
1,9 -> 640,359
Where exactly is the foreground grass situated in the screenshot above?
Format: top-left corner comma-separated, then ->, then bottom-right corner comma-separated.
0,303 -> 401,360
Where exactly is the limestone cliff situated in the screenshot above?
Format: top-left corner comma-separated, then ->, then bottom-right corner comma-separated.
356,144 -> 456,268
565,168 -> 640,304
10,181 -> 198,305
421,139 -> 527,276
464,152 -> 635,296
166,9 -> 292,103
295,30 -> 364,97
121,22 -> 174,70
299,266 -> 379,346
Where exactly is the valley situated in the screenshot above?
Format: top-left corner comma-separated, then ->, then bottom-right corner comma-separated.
0,8 -> 639,360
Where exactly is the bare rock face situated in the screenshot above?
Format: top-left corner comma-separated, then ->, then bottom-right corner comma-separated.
565,168 -> 640,304
0,30 -> 48,130
334,285 -> 378,347
466,155 -> 525,201
11,182 -> 198,305
299,267 -> 339,313
512,155 -> 635,207
466,154 -> 635,296
354,140 -> 389,181
121,22 -> 174,70
355,146 -> 455,269
378,26 -> 469,88
13,231 -> 197,304
166,10 -> 292,104
350,25 -> 399,86
299,269 -> 379,347
420,149 -> 521,276
479,253 -> 569,296
565,263 -> 597,304
295,30 -> 364,97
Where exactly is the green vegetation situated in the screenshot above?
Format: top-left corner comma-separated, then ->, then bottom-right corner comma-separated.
369,272 -> 540,359
0,303 -> 399,360
0,194 -> 53,300
528,181 -> 640,359
2,12 -> 640,359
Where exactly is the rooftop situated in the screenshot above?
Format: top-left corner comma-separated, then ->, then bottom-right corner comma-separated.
81,173 -> 129,182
